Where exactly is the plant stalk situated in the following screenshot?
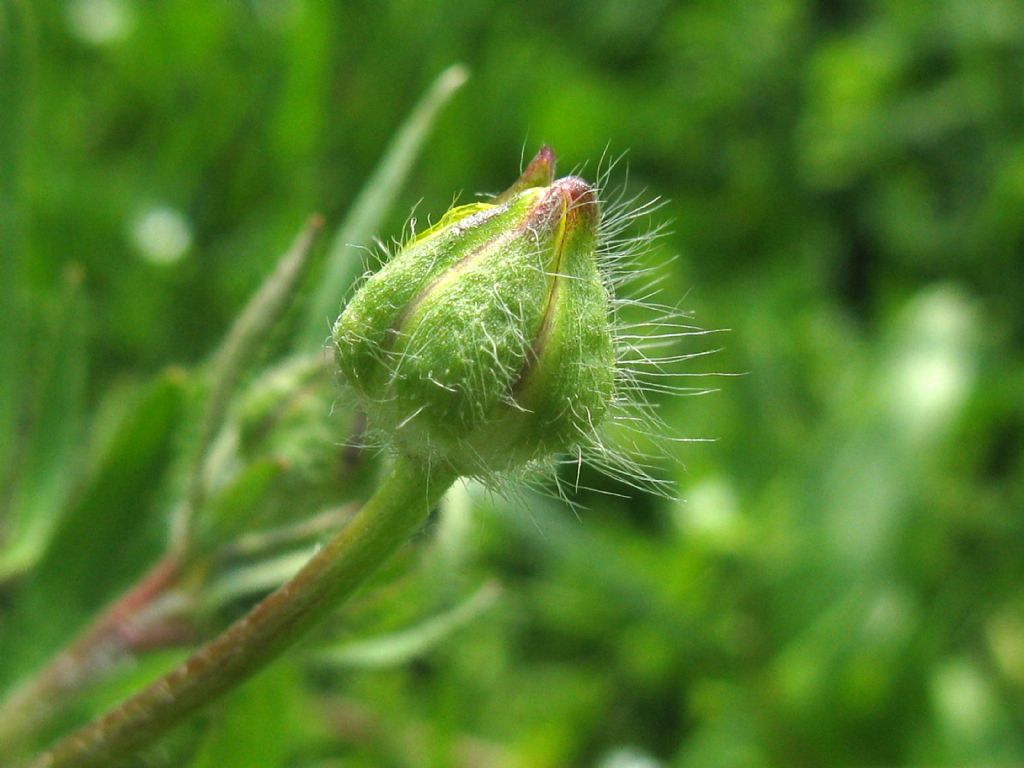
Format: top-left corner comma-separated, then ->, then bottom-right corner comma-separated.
28,455 -> 455,768
0,556 -> 181,756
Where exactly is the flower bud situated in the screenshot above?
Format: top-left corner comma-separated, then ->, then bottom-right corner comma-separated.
332,148 -> 615,475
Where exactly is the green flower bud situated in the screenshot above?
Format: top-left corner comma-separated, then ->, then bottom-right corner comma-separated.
332,147 -> 616,475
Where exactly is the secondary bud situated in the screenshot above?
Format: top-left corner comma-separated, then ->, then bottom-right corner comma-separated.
332,147 -> 614,475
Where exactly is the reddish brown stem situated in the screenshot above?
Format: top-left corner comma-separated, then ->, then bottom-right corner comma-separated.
30,456 -> 453,768
0,556 -> 183,753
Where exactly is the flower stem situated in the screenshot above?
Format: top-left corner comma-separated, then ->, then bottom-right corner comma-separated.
29,455 -> 456,768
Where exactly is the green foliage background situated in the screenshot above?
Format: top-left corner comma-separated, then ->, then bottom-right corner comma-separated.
2,1 -> 1023,766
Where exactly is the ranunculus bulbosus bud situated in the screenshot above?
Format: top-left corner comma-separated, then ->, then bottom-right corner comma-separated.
333,147 -> 615,475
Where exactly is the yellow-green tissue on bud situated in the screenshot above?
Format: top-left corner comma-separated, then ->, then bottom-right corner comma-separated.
332,147 -> 614,475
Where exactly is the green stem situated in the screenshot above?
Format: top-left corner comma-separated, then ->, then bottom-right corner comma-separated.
29,456 -> 456,768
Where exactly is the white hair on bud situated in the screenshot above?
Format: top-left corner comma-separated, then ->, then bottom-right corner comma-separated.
518,151 -> 729,501
333,151 -> 726,502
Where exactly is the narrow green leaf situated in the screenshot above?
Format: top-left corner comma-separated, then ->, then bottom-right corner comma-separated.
0,371 -> 185,690
174,216 -> 323,550
190,458 -> 287,559
201,547 -> 315,611
0,0 -> 35,514
312,581 -> 501,669
0,267 -> 88,582
299,64 -> 470,349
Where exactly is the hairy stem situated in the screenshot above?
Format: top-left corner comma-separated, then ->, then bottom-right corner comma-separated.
0,216 -> 327,757
28,456 -> 455,768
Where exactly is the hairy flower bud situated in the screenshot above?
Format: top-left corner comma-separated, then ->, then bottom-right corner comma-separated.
333,147 -> 615,475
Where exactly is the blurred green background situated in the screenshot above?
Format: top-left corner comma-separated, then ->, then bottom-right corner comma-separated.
2,1 -> 1023,766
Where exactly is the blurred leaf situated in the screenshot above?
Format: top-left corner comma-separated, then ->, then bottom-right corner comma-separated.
0,370 -> 185,690
190,457 -> 287,559
0,267 -> 88,583
299,63 -> 469,348
187,659 -> 317,768
313,580 -> 501,669
0,0 -> 33,509
83,649 -> 190,716
176,217 -> 323,548
42,648 -> 192,759
202,547 -> 314,612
